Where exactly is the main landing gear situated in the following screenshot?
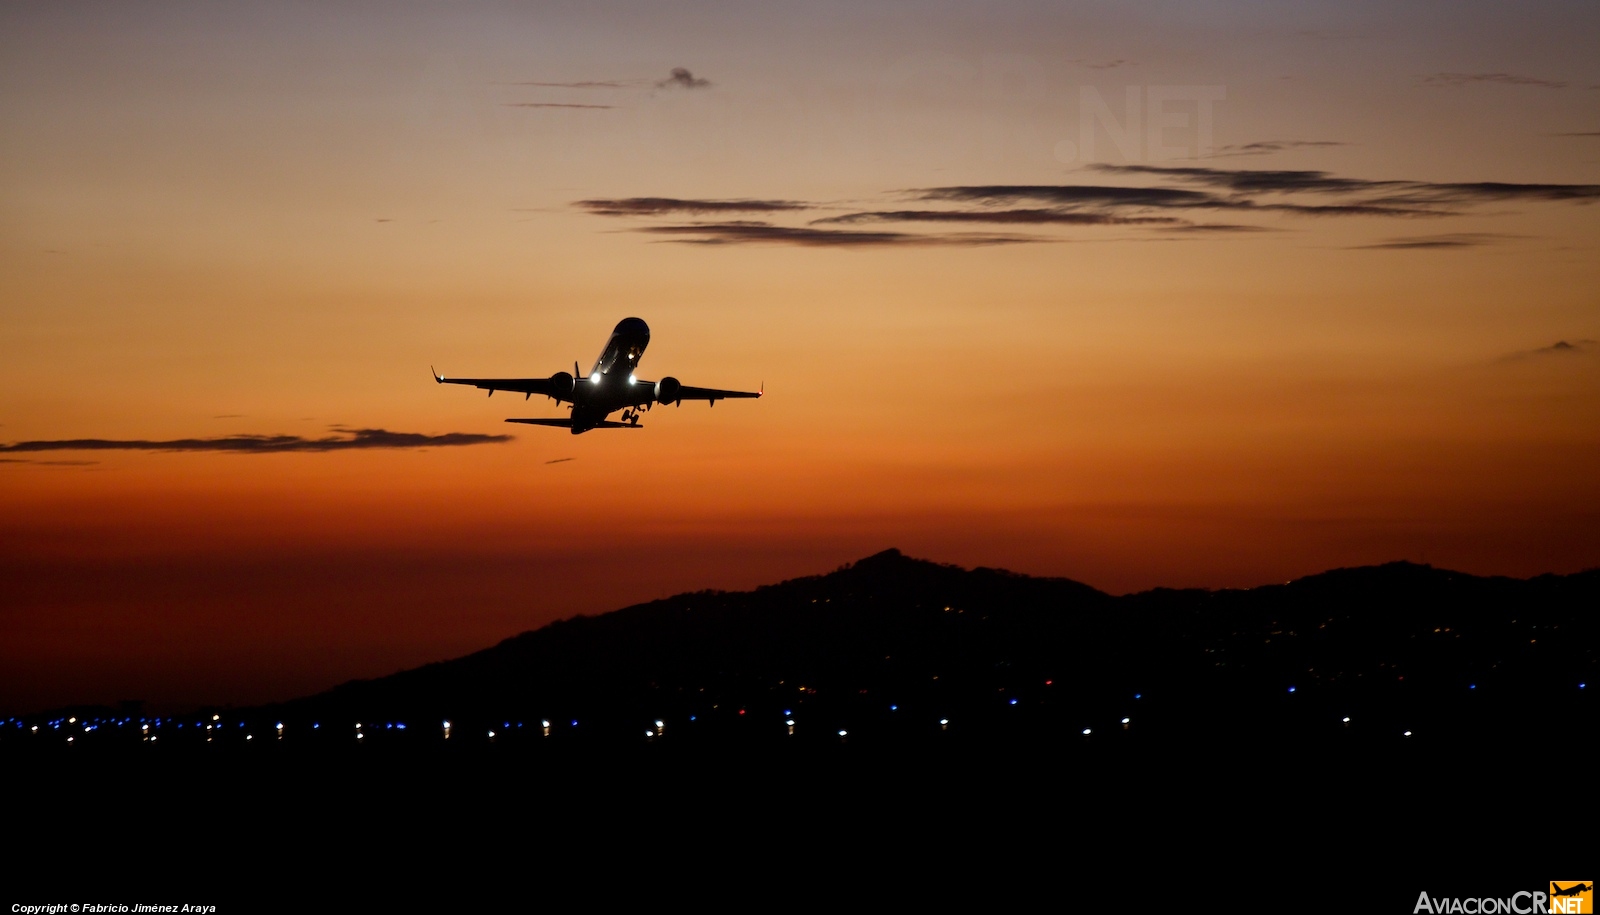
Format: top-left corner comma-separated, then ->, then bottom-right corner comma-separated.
621,409 -> 641,426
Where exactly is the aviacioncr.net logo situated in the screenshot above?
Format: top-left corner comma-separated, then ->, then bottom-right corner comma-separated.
1413,885 -> 1592,915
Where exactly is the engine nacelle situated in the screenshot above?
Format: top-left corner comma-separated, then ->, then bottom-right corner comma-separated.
548,371 -> 575,402
654,376 -> 682,405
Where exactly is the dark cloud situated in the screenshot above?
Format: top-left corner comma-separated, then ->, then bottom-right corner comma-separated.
811,209 -> 1182,227
1349,233 -> 1516,250
505,103 -> 614,109
658,67 -> 710,90
1501,339 -> 1600,362
0,458 -> 98,465
1533,339 -> 1598,354
637,221 -> 1037,247
1421,73 -> 1569,89
1092,164 -> 1407,196
575,197 -> 811,217
1555,131 -> 1600,137
920,178 -> 1439,217
1093,164 -> 1600,209
919,184 -> 1218,208
1157,223 -> 1273,234
545,457 -> 575,464
574,163 -> 1598,249
0,428 -> 513,455
1078,59 -> 1133,70
1209,140 -> 1350,158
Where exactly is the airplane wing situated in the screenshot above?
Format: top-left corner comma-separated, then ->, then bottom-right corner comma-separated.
431,368 -> 564,399
678,384 -> 761,402
506,418 -> 641,429
651,382 -> 763,405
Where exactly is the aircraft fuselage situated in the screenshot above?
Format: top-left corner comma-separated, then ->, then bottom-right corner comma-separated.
569,317 -> 656,432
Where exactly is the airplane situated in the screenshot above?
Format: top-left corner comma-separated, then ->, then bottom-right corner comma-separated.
1551,884 -> 1592,898
432,317 -> 761,434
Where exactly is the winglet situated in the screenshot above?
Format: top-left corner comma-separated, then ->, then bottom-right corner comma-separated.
431,365 -> 444,384
758,381 -> 764,397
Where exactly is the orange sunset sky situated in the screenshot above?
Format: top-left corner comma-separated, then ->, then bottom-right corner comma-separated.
3,1 -> 1597,713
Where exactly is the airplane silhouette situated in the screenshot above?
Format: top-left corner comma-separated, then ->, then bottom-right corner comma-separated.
433,317 -> 761,434
1551,884 -> 1592,898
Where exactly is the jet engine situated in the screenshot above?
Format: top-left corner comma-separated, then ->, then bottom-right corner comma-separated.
654,376 -> 682,405
548,371 -> 575,401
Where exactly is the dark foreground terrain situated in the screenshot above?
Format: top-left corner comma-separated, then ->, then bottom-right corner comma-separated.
9,550 -> 1593,900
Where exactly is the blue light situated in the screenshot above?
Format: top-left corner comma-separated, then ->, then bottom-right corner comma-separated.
397,723 -> 407,730
1287,686 -> 1296,693
890,705 -> 898,711
1580,683 -> 1587,689
783,709 -> 792,716
386,723 -> 393,729
1469,684 -> 1476,689
571,720 -> 578,727
1009,699 -> 1018,706
689,715 -> 697,722
1134,693 -> 1142,699
313,723 -> 320,729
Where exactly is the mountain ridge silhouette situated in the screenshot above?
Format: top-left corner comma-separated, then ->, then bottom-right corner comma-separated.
251,549 -> 1596,743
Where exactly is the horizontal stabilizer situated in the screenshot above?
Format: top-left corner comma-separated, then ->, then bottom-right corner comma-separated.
505,418 -> 642,429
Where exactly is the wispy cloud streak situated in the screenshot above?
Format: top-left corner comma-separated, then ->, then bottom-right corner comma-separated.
1421,72 -> 1569,89
572,163 -> 1599,249
576,198 -> 811,217
1349,233 -> 1518,250
1208,140 -> 1350,158
638,222 -> 1036,247
0,428 -> 513,454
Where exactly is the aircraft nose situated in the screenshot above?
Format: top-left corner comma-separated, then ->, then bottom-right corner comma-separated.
615,317 -> 650,338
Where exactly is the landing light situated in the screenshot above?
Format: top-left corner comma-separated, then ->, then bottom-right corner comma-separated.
629,374 -> 636,384
589,373 -> 599,383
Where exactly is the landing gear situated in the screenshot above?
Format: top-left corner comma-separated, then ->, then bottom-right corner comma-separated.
621,409 -> 641,426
